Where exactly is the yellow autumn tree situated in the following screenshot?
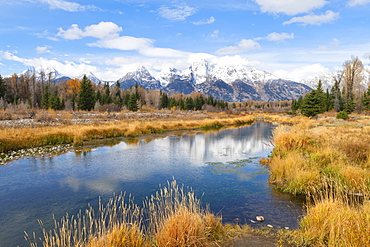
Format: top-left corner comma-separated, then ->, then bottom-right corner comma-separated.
67,78 -> 80,110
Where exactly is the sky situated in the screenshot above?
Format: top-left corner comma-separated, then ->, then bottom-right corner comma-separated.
0,0 -> 370,82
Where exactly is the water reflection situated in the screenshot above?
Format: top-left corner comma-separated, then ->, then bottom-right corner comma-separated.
0,122 -> 304,247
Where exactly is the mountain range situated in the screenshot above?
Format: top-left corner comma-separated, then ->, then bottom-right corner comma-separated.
20,60 -> 317,102
115,60 -> 312,102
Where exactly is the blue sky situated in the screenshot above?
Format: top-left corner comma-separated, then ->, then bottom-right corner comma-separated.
0,0 -> 370,81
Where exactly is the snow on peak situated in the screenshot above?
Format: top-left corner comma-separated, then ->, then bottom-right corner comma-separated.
152,58 -> 278,86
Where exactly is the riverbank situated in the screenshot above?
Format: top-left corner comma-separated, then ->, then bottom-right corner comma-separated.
267,113 -> 370,246
0,109 -> 306,162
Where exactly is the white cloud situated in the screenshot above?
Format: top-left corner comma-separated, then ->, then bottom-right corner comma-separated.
348,0 -> 370,6
266,32 -> 294,42
56,22 -> 190,59
283,10 -> 339,26
38,0 -> 96,12
192,16 -> 215,25
318,38 -> 341,51
206,30 -> 219,39
274,63 -> 330,81
0,51 -> 99,78
57,22 -> 122,40
254,0 -> 327,15
158,3 -> 197,21
215,39 -> 260,55
35,46 -> 51,54
88,36 -> 153,51
140,47 -> 190,58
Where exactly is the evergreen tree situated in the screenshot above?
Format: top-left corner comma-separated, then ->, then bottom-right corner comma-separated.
178,97 -> 185,110
206,95 -> 214,106
300,80 -> 326,117
325,89 -> 333,111
102,83 -> 112,105
78,75 -> 95,111
362,85 -> 370,110
185,97 -> 194,110
113,96 -> 122,106
95,90 -> 102,104
48,91 -> 58,109
168,97 -> 177,109
114,81 -> 122,105
128,93 -> 138,111
195,96 -> 204,110
159,92 -> 169,109
330,80 -> 343,112
301,91 -> 326,117
123,92 -> 130,107
41,85 -> 50,109
291,99 -> 299,112
344,95 -> 356,113
0,75 -> 6,99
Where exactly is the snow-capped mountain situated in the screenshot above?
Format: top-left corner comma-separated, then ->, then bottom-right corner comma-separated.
80,72 -> 102,85
118,60 -> 311,101
14,62 -> 314,102
118,66 -> 160,89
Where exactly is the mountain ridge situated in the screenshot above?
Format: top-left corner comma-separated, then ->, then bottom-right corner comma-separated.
18,61 -> 313,102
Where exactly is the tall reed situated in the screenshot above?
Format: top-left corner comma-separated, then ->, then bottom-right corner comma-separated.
25,180 -> 225,247
269,121 -> 370,246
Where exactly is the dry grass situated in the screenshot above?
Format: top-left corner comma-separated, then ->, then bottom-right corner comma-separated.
269,121 -> 370,196
26,180 -> 228,247
0,110 -> 259,153
290,196 -> 370,247
268,118 -> 370,246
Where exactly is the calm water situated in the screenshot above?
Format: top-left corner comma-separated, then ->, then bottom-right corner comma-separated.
0,122 -> 304,247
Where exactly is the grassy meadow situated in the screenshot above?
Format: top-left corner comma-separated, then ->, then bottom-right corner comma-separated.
267,112 -> 370,246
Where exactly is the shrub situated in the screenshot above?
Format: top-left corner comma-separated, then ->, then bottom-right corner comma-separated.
336,111 -> 349,120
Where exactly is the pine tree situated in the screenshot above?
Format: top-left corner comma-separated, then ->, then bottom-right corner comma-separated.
291,99 -> 299,112
159,92 -> 169,109
330,80 -> 343,112
195,96 -> 204,110
301,81 -> 326,117
185,97 -> 194,110
206,95 -> 214,106
128,93 -> 138,111
325,89 -> 333,111
41,85 -> 50,109
78,75 -> 95,111
169,97 -> 177,109
362,86 -> 370,110
0,75 -> 6,99
178,97 -> 185,110
101,83 -> 112,105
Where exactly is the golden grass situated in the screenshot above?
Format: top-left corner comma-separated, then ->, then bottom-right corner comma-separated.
267,116 -> 370,246
291,198 -> 370,247
0,110 -> 260,153
269,121 -> 370,196
26,180 -> 228,247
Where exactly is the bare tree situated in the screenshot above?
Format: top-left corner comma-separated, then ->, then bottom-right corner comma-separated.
342,56 -> 364,112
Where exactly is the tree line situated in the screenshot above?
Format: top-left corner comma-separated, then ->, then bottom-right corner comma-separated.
0,71 -> 231,112
292,56 -> 370,117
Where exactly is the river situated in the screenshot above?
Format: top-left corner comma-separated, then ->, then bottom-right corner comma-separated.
0,121 -> 304,247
